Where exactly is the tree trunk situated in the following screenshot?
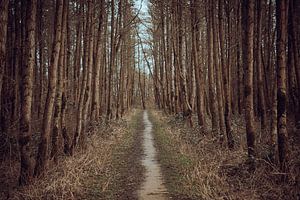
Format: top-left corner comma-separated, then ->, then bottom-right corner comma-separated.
35,0 -> 63,177
190,0 -> 205,127
207,1 -> 219,135
51,0 -> 67,163
106,0 -> 115,121
0,0 -> 9,113
242,0 -> 256,170
276,0 -> 289,173
212,2 -> 226,142
219,0 -> 234,148
18,0 -> 36,185
81,0 -> 94,147
92,0 -> 104,120
256,0 -> 267,132
71,0 -> 90,152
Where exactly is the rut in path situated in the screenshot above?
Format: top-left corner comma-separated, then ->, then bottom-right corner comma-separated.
138,110 -> 168,200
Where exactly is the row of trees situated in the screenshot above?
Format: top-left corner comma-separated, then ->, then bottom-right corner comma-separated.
0,0 -> 146,185
148,0 -> 299,172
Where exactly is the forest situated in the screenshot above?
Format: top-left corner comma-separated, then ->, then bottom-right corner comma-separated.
0,0 -> 299,199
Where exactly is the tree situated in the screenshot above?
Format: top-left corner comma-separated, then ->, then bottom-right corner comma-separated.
255,0 -> 267,131
190,0 -> 205,127
51,0 -> 68,162
35,0 -> 64,176
207,0 -> 220,136
0,0 -> 140,187
276,0 -> 289,173
219,0 -> 234,148
92,0 -> 105,120
81,0 -> 95,147
242,0 -> 256,170
19,0 -> 37,185
106,0 -> 115,121
0,0 -> 9,117
212,1 -> 226,142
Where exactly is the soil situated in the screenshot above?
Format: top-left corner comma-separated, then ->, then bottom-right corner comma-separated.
102,110 -> 169,200
138,110 -> 168,200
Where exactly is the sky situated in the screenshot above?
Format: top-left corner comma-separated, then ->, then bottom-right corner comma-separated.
134,0 -> 152,74
135,0 -> 149,16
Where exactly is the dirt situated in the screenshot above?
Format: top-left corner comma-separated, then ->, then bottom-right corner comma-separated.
149,111 -> 199,200
76,110 -> 145,200
3,110 -> 171,200
138,110 -> 168,200
98,109 -> 169,200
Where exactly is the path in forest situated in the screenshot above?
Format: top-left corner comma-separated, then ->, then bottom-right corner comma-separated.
138,110 -> 168,200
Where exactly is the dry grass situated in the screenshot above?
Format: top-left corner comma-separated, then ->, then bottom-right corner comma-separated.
4,109 -> 138,200
151,110 -> 299,200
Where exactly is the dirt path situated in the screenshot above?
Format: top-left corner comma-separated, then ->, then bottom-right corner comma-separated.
7,110 -> 170,199
73,110 -> 145,200
138,110 -> 168,200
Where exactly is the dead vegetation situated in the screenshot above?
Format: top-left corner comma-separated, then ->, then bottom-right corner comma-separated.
0,109 -> 141,200
151,110 -> 299,200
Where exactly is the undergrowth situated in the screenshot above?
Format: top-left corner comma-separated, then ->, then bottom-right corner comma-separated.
6,109 -> 143,200
150,110 -> 299,200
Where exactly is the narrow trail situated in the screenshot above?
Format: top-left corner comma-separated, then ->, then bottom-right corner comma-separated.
138,110 -> 168,200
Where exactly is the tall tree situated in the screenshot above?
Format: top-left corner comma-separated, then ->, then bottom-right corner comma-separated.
71,0 -> 91,151
106,0 -> 115,121
276,0 -> 289,172
207,0 -> 219,135
256,0 -> 267,131
190,0 -> 205,127
18,0 -> 37,185
92,0 -> 105,120
51,0 -> 68,162
219,0 -> 234,148
212,1 -> 226,141
81,0 -> 95,146
242,0 -> 256,170
35,0 -> 64,176
0,0 -> 9,113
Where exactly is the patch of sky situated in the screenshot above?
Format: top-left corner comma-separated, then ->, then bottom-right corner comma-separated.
134,0 -> 152,75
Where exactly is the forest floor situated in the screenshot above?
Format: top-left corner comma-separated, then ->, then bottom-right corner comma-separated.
2,109 -> 299,200
149,110 -> 299,200
3,109 -> 144,199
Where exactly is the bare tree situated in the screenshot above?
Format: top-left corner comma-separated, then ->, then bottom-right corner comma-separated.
242,0 -> 256,170
276,0 -> 289,173
19,0 -> 37,185
35,0 -> 64,176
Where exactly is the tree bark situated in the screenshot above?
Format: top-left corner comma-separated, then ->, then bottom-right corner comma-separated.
19,0 -> 36,185
190,0 -> 205,127
242,0 -> 256,170
92,0 -> 104,120
106,0 -> 115,121
35,0 -> 63,177
207,1 -> 219,135
219,0 -> 234,148
0,0 -> 9,113
51,0 -> 67,163
81,0 -> 94,147
212,2 -> 226,142
256,0 -> 267,132
276,0 -> 289,173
